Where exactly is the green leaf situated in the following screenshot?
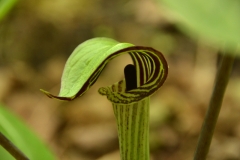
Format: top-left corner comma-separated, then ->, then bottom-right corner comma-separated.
40,37 -> 168,160
41,37 -> 168,103
0,104 -> 55,160
158,0 -> 240,53
0,0 -> 18,21
59,37 -> 134,98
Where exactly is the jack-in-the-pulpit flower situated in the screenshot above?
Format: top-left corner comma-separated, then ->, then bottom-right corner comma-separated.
41,37 -> 168,160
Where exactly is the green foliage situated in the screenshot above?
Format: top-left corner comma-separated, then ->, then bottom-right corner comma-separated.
0,0 -> 18,21
0,104 -> 55,160
41,37 -> 168,160
158,0 -> 240,53
41,37 -> 134,100
41,37 -> 168,104
59,37 -> 133,98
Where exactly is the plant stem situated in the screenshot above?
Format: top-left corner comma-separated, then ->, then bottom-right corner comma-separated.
193,53 -> 235,160
0,132 -> 29,160
113,97 -> 150,160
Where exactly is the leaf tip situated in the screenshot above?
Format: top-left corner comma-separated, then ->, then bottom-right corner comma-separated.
40,89 -> 54,99
40,89 -> 74,101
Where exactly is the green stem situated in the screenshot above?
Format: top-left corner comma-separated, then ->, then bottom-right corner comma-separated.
193,53 -> 235,160
112,97 -> 150,160
0,132 -> 29,160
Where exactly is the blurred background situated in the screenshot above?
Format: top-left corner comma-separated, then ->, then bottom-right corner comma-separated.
1,0 -> 240,160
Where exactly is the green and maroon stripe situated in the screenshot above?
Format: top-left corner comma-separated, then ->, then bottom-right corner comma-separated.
43,46 -> 168,103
